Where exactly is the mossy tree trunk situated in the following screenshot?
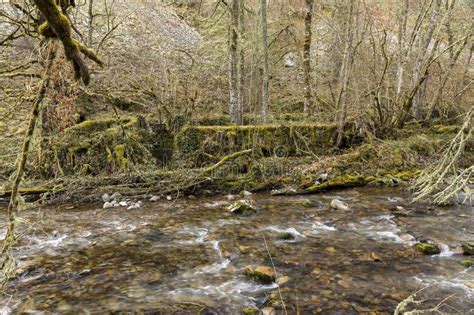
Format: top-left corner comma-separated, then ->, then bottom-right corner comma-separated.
1,43 -> 55,283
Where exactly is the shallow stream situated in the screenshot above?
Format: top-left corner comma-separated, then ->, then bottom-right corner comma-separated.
0,188 -> 472,313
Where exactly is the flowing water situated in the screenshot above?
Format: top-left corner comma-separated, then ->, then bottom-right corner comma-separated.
0,188 -> 472,314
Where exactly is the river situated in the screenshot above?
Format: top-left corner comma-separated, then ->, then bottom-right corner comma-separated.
0,187 -> 472,313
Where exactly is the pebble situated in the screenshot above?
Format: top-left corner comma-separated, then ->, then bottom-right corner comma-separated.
110,192 -> 122,200
102,193 -> 111,202
149,195 -> 160,202
119,201 -> 128,207
103,202 -> 114,209
166,195 -> 172,201
127,203 -> 141,210
261,307 -> 276,315
330,198 -> 350,211
241,190 -> 252,197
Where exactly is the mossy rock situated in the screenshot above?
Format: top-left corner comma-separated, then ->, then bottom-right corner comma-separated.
244,265 -> 276,284
242,307 -> 260,315
461,260 -> 473,268
306,175 -> 369,192
45,116 -> 173,176
228,200 -> 257,215
416,242 -> 441,255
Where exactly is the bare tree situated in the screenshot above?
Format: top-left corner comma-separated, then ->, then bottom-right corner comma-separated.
261,0 -> 269,122
303,0 -> 314,116
229,0 -> 239,123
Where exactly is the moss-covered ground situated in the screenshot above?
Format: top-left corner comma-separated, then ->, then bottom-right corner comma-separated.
0,110 -> 469,202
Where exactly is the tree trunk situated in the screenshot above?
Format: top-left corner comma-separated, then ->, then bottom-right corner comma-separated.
395,0 -> 409,99
303,0 -> 314,115
88,0 -> 94,47
261,0 -> 269,123
237,0 -> 245,125
229,0 -> 239,124
1,43 -> 55,283
412,0 -> 441,120
335,0 -> 355,147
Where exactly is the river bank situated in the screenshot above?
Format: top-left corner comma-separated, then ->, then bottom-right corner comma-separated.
1,115 -> 470,204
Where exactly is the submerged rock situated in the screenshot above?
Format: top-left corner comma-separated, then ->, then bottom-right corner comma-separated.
416,242 -> 441,255
279,232 -> 295,241
461,260 -> 473,268
261,307 -> 276,315
242,307 -> 259,315
228,200 -> 257,215
462,243 -> 474,255
330,198 -> 350,211
244,265 -> 276,284
276,275 -> 290,286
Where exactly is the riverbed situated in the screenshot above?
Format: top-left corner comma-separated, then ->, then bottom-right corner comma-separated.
0,188 -> 472,313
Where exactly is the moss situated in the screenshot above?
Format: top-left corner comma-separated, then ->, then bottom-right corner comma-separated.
114,144 -> 128,171
45,116 -> 169,176
432,125 -> 459,134
176,124 -> 338,166
461,260 -> 473,268
416,242 -> 441,255
306,175 -> 369,193
391,170 -> 420,181
242,308 -> 260,315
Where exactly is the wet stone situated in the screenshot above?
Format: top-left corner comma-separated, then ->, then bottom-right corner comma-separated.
416,242 -> 441,255
462,243 -> 474,255
244,265 -> 276,284
228,200 -> 257,216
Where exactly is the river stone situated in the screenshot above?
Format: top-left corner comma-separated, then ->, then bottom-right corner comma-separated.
461,260 -> 473,268
416,242 -> 441,255
102,193 -> 111,202
276,275 -> 290,286
261,307 -> 276,315
111,192 -> 122,200
228,200 -> 257,215
399,233 -> 415,242
330,199 -> 350,211
103,202 -> 113,209
119,201 -> 128,207
242,307 -> 259,315
462,243 -> 474,255
244,265 -> 276,284
149,195 -> 160,202
241,190 -> 252,197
